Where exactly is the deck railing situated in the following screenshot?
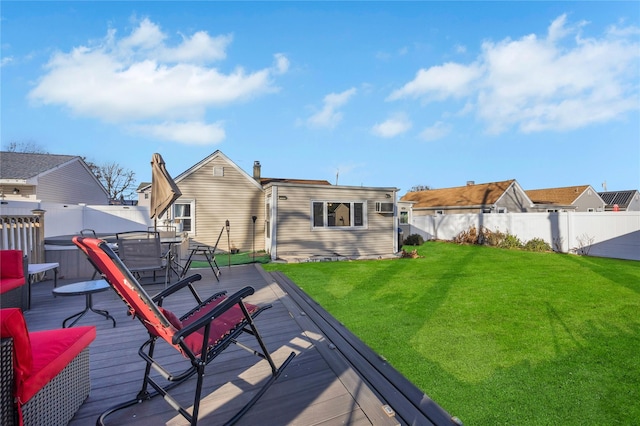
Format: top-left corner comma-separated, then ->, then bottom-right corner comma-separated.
0,210 -> 45,263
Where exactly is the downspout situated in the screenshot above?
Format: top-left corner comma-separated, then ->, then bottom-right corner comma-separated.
393,190 -> 398,253
271,186 -> 278,261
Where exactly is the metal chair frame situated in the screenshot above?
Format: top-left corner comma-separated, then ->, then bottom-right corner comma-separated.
73,237 -> 295,426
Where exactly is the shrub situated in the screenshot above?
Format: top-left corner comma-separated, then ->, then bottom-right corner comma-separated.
454,226 -> 480,244
524,238 -> 552,252
499,234 -> 522,249
404,233 -> 424,246
482,228 -> 506,247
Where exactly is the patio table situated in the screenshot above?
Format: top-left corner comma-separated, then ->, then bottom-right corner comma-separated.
52,280 -> 116,328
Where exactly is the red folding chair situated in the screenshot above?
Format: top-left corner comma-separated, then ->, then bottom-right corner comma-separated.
73,236 -> 295,426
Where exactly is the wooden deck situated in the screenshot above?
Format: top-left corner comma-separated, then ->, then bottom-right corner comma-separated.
23,264 -> 456,426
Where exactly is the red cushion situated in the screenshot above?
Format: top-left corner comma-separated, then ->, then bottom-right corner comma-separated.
0,277 -> 26,294
158,307 -> 182,329
180,298 -> 259,357
0,250 -> 24,279
0,308 -> 33,395
22,326 -> 96,403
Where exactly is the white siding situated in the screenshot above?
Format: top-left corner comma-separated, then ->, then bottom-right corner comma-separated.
272,185 -> 397,259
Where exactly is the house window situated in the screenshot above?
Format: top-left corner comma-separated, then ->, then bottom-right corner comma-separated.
174,201 -> 194,233
497,207 -> 507,213
435,210 -> 444,215
312,201 -> 366,229
399,211 -> 408,224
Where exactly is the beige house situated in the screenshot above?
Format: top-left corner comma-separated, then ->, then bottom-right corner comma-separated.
140,151 -> 399,261
526,185 -> 605,212
399,179 -> 533,218
0,152 -> 109,204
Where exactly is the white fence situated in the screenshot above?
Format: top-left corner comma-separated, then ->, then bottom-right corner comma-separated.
0,200 -> 153,238
403,211 -> 640,261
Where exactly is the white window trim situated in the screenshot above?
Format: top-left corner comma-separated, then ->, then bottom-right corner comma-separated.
311,200 -> 368,230
173,199 -> 196,235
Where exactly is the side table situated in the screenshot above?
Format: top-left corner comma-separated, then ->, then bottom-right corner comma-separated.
27,262 -> 59,309
52,280 -> 116,328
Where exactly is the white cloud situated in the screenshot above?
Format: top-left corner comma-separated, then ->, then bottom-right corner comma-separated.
388,14 -> 640,134
131,121 -> 226,145
273,53 -> 290,74
1,56 -> 13,67
27,17 -> 287,145
307,87 -> 357,128
419,121 -> 452,141
387,62 -> 482,101
372,113 -> 412,138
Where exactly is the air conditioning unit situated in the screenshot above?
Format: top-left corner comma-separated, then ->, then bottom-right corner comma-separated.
375,202 -> 394,213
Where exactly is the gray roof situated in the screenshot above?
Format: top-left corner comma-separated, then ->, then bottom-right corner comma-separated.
0,152 -> 79,179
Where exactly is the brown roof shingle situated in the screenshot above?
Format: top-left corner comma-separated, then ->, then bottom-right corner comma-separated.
525,185 -> 590,205
400,179 -> 516,208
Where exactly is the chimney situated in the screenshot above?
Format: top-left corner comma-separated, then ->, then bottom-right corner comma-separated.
466,180 -> 475,186
253,161 -> 261,181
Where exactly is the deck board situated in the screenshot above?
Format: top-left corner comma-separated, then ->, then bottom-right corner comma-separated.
21,263 -> 455,426
21,265 -> 398,425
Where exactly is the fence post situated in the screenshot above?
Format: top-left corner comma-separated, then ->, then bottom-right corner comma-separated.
30,209 -> 46,264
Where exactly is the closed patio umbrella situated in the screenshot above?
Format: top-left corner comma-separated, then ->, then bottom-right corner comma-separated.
150,153 -> 182,228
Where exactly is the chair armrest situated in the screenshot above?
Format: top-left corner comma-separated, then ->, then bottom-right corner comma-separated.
172,286 -> 255,345
152,274 -> 202,303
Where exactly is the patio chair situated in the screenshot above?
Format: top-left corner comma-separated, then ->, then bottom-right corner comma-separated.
72,236 -> 295,426
116,230 -> 169,286
181,226 -> 223,280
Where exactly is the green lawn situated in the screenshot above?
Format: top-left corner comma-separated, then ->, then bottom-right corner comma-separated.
263,241 -> 640,425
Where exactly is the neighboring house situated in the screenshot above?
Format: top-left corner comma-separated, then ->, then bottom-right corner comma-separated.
0,152 -> 109,204
136,181 -> 152,209
598,190 -> 640,211
399,179 -> 533,216
526,185 -> 605,212
139,151 -> 399,260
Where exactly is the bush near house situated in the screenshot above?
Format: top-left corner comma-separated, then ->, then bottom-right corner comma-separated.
454,226 -> 552,252
403,233 -> 424,246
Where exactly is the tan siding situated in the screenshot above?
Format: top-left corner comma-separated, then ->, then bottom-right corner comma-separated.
37,160 -> 109,204
274,186 -> 395,258
178,157 -> 265,251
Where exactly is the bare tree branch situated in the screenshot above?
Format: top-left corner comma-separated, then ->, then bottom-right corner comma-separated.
83,158 -> 137,200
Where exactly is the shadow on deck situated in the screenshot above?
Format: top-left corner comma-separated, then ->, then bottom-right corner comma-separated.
23,264 -> 458,426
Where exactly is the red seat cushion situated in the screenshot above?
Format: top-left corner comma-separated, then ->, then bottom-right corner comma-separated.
179,298 -> 259,357
0,277 -> 26,294
0,250 -> 24,279
0,308 -> 33,395
0,251 -> 25,294
23,326 -> 96,403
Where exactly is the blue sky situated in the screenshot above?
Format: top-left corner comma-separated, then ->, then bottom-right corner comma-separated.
2,1 -> 639,196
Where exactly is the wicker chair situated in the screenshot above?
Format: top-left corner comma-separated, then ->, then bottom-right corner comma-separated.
0,308 -> 96,426
0,251 -> 28,311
